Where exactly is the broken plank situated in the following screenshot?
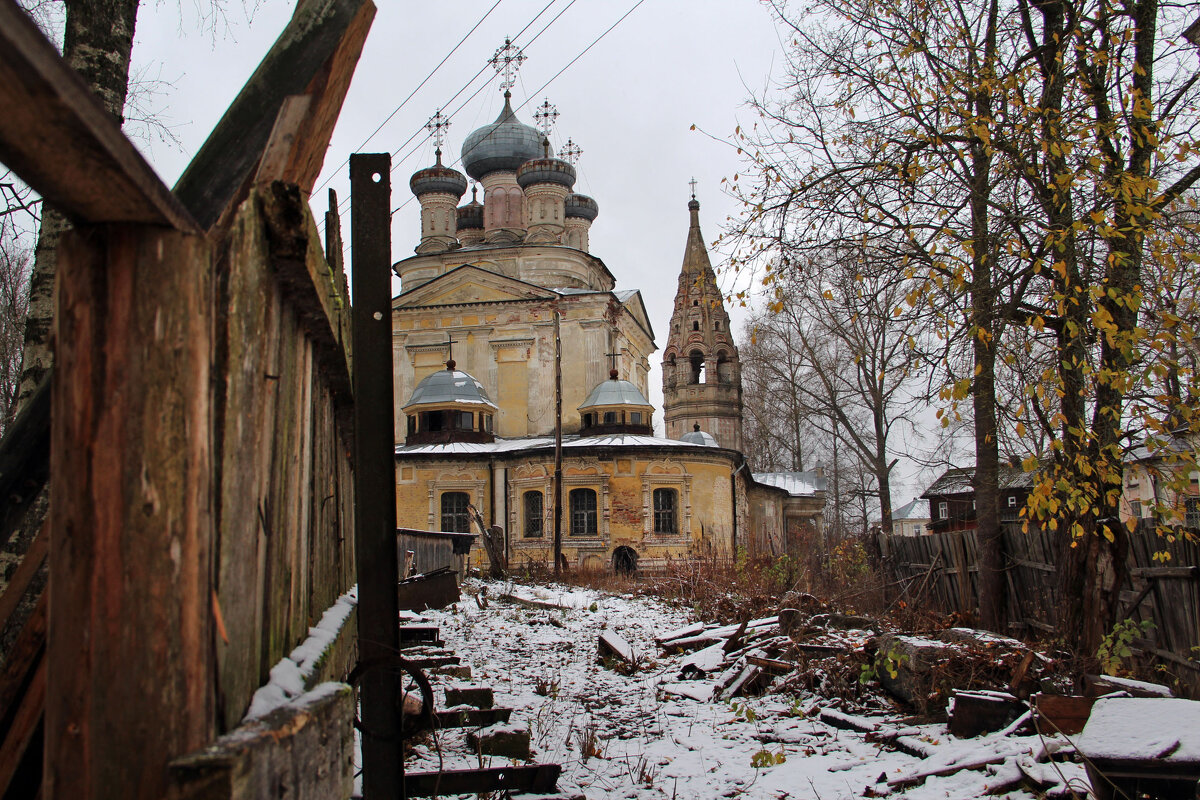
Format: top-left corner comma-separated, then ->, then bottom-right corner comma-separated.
428,707 -> 512,730
0,3 -> 198,230
655,622 -> 707,644
598,630 -> 636,666
745,655 -> 799,675
173,0 -> 375,231
404,764 -> 561,797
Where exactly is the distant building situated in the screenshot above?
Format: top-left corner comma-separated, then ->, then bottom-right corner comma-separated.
876,498 -> 931,537
920,466 -> 1036,533
389,93 -> 825,571
1121,434 -> 1200,530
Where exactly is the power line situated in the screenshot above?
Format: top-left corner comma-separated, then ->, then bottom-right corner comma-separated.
388,0 -> 644,216
334,0 -> 568,215
314,0 -> 507,195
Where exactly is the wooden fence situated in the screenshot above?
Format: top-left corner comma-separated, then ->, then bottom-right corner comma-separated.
880,523 -> 1200,693
0,1 -> 379,797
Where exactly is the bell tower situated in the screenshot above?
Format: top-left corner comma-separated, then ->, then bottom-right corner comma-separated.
661,188 -> 744,450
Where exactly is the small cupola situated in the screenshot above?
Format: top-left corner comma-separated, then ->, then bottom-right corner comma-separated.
410,149 -> 468,254
578,370 -> 654,436
456,184 -> 484,246
402,361 -> 498,444
680,423 -> 719,447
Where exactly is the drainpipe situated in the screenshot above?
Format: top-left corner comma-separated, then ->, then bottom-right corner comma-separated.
730,456 -> 748,556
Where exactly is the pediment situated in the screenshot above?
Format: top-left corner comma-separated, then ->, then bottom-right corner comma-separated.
618,290 -> 655,341
395,265 -> 558,308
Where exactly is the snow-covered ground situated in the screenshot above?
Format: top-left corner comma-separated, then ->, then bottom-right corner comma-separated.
402,579 -> 1091,799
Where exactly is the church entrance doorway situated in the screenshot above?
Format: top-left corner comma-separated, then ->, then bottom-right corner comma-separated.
612,546 -> 638,575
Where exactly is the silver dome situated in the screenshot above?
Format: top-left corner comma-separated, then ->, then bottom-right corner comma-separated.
680,428 -> 719,447
565,193 -> 599,221
578,377 -> 652,411
404,368 -> 497,410
461,95 -> 547,180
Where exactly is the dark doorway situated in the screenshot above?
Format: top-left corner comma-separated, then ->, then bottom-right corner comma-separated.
612,546 -> 638,575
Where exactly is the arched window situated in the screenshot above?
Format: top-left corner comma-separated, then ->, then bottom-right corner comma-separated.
689,350 -> 705,384
692,321 -> 699,331
524,491 -> 543,538
653,488 -> 677,534
440,491 -> 471,533
569,488 -> 597,536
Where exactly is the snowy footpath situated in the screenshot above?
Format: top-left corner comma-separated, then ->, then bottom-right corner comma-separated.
403,580 -> 1090,799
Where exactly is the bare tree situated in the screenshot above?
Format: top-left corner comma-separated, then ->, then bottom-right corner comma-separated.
0,221 -> 31,435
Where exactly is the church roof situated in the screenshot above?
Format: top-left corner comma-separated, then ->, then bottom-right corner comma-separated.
752,471 -> 827,497
681,198 -> 717,279
396,433 -> 726,456
403,368 -> 498,410
461,93 -> 546,180
680,426 -> 719,447
578,377 -> 652,411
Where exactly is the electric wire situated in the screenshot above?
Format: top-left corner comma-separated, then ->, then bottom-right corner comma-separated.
387,0 -> 644,217
333,0 -> 565,215
313,0 -> 507,195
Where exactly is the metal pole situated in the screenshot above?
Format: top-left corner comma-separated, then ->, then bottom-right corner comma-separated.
553,308 -> 563,576
350,153 -> 403,799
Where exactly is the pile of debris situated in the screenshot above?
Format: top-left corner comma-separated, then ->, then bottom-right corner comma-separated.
613,591 -> 1200,798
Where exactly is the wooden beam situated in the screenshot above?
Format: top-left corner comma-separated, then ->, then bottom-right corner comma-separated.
403,765 -> 562,797
173,0 -> 376,231
0,1 -> 196,230
0,521 -> 46,630
47,225 -> 214,799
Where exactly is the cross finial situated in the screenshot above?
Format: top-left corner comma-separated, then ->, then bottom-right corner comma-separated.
425,109 -> 451,160
689,177 -> 698,199
445,332 -> 459,369
605,350 -> 621,375
489,37 -> 527,94
561,138 -> 582,165
533,98 -> 559,139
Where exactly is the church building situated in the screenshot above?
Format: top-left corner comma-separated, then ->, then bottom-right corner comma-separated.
391,90 -> 825,572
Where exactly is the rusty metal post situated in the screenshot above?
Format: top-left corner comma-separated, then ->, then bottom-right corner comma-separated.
350,153 -> 402,798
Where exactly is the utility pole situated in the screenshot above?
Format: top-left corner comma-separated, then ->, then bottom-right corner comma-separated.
553,308 -> 563,575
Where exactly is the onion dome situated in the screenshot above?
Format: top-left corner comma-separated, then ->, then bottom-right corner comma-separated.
516,156 -> 576,190
461,93 -> 547,180
565,193 -> 599,221
457,185 -> 484,230
578,370 -> 654,436
403,361 -> 498,445
410,152 -> 468,198
680,423 -> 719,447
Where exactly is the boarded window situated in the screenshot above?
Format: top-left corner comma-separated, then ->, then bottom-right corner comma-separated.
653,488 -> 677,534
570,488 -> 597,536
441,491 -> 470,533
524,491 -> 543,538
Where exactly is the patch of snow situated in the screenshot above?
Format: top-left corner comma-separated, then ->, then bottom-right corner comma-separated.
243,585 -> 357,722
1079,697 -> 1200,761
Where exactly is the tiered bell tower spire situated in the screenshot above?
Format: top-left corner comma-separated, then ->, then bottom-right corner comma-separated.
661,188 -> 744,450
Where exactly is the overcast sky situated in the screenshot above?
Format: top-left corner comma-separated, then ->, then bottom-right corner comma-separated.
116,0 -> 938,501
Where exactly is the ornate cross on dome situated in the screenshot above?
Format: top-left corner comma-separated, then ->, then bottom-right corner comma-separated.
689,177 -> 698,199
425,109 -> 451,157
605,350 -> 621,373
561,138 -> 582,165
489,38 -> 527,94
533,98 -> 559,139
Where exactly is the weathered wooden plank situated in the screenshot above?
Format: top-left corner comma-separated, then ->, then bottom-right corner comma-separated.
0,655 -> 43,798
0,3 -> 196,230
0,521 -> 45,631
172,0 -> 376,230
404,765 -> 561,797
253,95 -> 314,186
168,684 -> 354,800
0,590 -> 45,732
48,225 -> 214,798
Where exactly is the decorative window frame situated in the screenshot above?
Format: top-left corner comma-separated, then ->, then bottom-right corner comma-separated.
426,473 -> 487,530
642,464 -> 692,542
